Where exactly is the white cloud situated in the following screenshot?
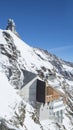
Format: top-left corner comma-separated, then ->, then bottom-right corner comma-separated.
49,45 -> 73,52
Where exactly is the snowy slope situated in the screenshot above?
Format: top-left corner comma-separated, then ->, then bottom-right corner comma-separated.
0,27 -> 73,130
0,72 -> 21,119
6,30 -> 53,71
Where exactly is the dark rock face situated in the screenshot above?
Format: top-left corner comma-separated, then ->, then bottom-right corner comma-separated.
0,31 -> 25,88
6,19 -> 20,37
0,119 -> 16,130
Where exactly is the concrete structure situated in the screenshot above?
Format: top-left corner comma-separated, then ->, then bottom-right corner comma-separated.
19,70 -> 66,124
19,70 -> 37,103
36,80 -> 66,122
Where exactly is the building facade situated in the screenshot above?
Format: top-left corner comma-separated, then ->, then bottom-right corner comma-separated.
19,71 -> 66,124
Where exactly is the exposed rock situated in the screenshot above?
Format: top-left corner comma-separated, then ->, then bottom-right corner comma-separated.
0,118 -> 16,130
0,31 -> 24,88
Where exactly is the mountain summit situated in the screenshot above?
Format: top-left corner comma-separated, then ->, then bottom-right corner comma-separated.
6,19 -> 20,37
0,20 -> 73,130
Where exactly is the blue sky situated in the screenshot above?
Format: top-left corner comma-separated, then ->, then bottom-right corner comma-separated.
0,0 -> 73,62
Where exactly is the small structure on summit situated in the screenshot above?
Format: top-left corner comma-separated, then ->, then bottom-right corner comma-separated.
6,19 -> 20,37
6,19 -> 15,32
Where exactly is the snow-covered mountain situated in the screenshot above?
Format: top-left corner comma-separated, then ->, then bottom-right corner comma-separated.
0,20 -> 73,130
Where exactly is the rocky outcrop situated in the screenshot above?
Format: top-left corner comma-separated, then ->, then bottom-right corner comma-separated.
0,31 -> 24,88
0,118 -> 16,130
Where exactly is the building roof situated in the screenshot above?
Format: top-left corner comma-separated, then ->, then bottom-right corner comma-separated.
21,70 -> 37,89
46,84 -> 67,98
